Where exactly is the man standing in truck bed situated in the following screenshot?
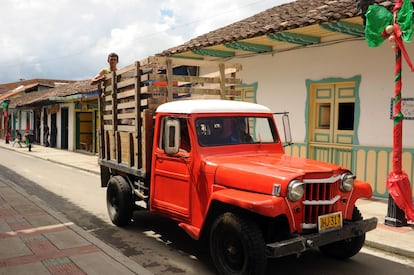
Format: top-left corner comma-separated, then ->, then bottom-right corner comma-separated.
90,52 -> 119,85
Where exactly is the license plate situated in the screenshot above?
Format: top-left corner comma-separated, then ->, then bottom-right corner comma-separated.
318,211 -> 342,233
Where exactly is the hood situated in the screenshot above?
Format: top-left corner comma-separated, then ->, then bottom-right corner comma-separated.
209,153 -> 343,195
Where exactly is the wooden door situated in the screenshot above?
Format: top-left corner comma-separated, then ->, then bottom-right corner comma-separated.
61,108 -> 69,149
308,81 -> 356,170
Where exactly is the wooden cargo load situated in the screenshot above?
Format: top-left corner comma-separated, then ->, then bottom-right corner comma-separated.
98,56 -> 243,178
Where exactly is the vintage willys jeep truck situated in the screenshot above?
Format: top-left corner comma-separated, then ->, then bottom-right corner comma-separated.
98,57 -> 377,275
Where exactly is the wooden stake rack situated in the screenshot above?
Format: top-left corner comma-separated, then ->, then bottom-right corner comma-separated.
98,56 -> 243,177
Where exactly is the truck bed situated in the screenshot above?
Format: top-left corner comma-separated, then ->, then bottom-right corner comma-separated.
98,56 -> 244,177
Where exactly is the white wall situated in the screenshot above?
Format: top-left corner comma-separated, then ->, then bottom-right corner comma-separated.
232,38 -> 414,148
56,111 -> 61,148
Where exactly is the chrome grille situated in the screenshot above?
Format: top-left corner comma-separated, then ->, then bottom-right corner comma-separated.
302,179 -> 340,228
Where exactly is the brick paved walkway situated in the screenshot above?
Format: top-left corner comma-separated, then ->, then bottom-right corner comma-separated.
0,178 -> 151,275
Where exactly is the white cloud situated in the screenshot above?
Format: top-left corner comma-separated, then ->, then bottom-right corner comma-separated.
0,0 -> 293,83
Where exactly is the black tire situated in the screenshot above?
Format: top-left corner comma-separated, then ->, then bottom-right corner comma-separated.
319,207 -> 365,259
106,176 -> 134,227
209,212 -> 267,275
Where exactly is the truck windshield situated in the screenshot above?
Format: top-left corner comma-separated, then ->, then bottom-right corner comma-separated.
195,116 -> 278,146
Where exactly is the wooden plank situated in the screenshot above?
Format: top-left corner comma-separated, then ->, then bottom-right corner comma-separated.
118,125 -> 136,132
107,97 -> 147,107
219,63 -> 225,99
104,125 -> 113,131
102,87 -> 113,96
199,67 -> 240,78
147,56 -> 242,70
111,72 -> 118,132
118,101 -> 136,109
147,86 -> 242,95
104,94 -> 113,102
117,77 -> 135,89
167,58 -> 173,101
140,86 -> 150,94
147,74 -> 242,85
141,73 -> 152,82
135,61 -> 142,169
142,109 -> 154,173
117,88 -> 135,99
116,63 -> 135,75
98,85 -> 105,159
118,112 -> 136,119
118,131 -> 132,165
105,130 -> 112,160
116,131 -> 121,163
106,131 -> 116,160
103,114 -> 113,120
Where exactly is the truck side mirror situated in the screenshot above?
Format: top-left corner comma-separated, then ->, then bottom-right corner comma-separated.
274,112 -> 293,147
164,119 -> 180,155
282,114 -> 293,146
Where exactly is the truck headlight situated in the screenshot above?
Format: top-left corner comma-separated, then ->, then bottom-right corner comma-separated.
287,180 -> 304,201
340,173 -> 355,192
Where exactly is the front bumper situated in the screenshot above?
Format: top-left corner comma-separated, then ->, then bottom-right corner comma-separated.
265,217 -> 378,258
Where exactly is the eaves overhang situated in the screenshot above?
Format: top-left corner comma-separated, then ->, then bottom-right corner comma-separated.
158,0 -> 405,60
162,17 -> 366,60
49,92 -> 98,102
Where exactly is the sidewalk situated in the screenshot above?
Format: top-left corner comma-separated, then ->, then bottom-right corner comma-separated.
0,141 -> 152,275
0,141 -> 413,273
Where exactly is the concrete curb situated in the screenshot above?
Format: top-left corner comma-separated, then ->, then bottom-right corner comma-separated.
365,240 -> 414,259
0,144 -> 100,175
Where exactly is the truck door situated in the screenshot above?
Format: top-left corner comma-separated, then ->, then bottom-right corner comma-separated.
151,118 -> 192,221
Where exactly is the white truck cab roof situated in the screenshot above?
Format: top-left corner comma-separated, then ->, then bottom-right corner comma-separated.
156,99 -> 272,114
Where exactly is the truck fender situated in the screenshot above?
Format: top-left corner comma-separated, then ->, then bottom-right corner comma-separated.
345,179 -> 373,219
210,188 -> 289,218
352,179 -> 373,198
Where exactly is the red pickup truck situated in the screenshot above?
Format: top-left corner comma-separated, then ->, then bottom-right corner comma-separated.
98,58 -> 377,275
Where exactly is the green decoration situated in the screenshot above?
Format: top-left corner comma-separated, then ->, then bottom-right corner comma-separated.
365,1 -> 413,48
320,21 -> 365,37
1,101 -> 9,111
365,5 -> 394,47
225,42 -> 272,53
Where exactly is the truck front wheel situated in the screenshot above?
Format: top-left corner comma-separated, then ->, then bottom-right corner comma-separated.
319,207 -> 365,259
209,212 -> 266,275
106,176 -> 133,227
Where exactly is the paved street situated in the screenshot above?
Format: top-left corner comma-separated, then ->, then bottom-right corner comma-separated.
0,141 -> 413,274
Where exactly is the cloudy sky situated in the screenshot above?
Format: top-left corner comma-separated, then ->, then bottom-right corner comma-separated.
0,0 -> 293,84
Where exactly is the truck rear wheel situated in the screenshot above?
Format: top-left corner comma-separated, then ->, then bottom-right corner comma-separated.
106,176 -> 133,227
319,207 -> 365,259
209,212 -> 266,275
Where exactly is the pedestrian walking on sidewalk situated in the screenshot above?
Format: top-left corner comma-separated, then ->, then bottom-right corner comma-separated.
5,132 -> 10,144
24,133 -> 32,151
12,130 -> 22,148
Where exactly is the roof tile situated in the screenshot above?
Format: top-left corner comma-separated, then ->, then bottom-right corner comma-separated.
159,0 -> 404,56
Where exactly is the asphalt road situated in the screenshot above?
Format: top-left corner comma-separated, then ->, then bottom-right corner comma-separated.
1,147 -> 414,275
